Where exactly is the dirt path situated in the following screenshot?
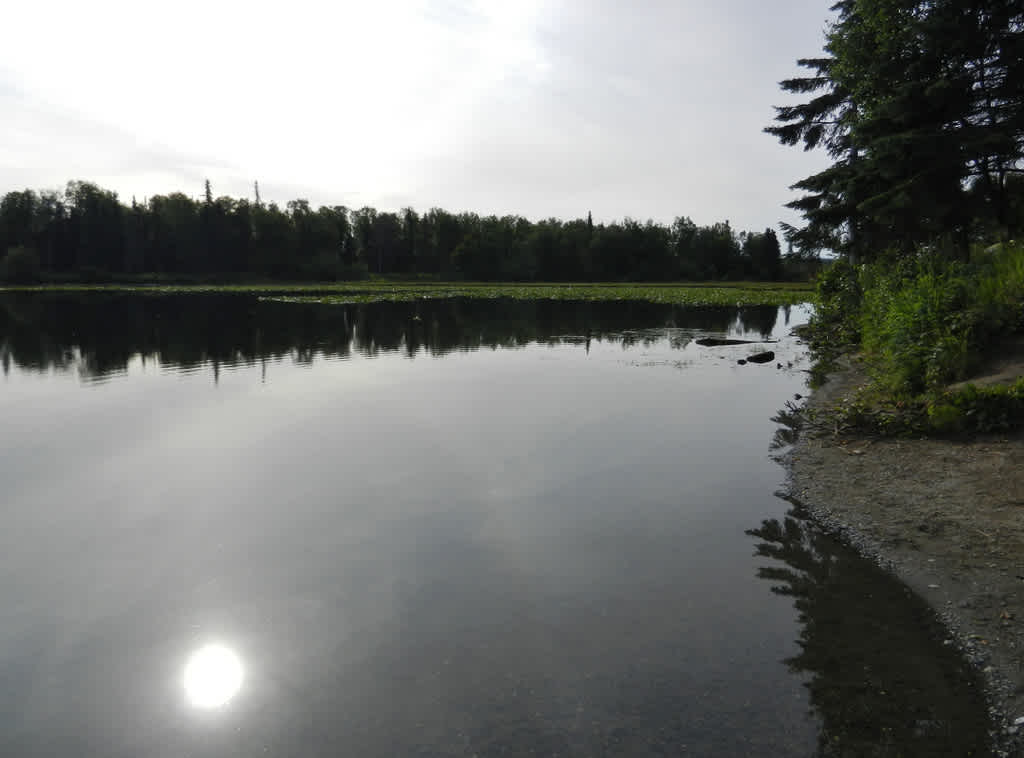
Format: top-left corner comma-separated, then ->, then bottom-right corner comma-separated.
789,355 -> 1024,755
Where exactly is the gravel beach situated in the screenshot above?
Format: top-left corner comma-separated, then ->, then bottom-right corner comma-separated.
788,355 -> 1024,756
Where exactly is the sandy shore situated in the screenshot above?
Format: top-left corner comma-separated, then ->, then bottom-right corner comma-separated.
788,355 -> 1024,756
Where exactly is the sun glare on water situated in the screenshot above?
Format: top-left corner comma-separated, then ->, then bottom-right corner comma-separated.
183,643 -> 244,709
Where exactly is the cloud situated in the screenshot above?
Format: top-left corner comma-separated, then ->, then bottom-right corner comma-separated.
0,78 -> 239,198
1,0 -> 833,231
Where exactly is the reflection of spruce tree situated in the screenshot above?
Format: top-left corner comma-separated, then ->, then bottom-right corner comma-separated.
747,508 -> 990,757
769,401 -> 803,451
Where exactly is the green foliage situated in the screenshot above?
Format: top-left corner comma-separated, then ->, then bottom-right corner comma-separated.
805,242 -> 1024,436
799,259 -> 863,386
771,1 -> 1024,434
859,258 -> 972,393
769,0 -> 1024,258
742,228 -> 783,280
926,379 -> 1024,435
813,259 -> 863,345
0,246 -> 41,283
859,244 -> 1024,395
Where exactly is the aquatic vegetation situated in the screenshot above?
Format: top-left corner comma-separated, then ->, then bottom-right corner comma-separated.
0,281 -> 814,307
257,282 -> 813,307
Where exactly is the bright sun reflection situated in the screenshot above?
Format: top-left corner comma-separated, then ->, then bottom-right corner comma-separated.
183,643 -> 244,709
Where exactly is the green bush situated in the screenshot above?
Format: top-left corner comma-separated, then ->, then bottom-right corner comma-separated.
805,242 -> 1024,435
971,241 -> 1024,333
855,243 -> 1024,395
859,257 -> 973,393
927,379 -> 1024,435
813,258 -> 863,347
801,259 -> 863,386
0,246 -> 42,283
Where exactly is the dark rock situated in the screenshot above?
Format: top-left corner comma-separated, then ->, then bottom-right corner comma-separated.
737,359 -> 747,365
696,337 -> 762,347
746,351 -> 776,364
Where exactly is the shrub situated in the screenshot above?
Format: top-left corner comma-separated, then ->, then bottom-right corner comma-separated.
806,242 -> 1024,435
801,259 -> 863,386
859,256 -> 974,394
854,243 -> 1024,395
813,258 -> 863,347
927,379 -> 1024,435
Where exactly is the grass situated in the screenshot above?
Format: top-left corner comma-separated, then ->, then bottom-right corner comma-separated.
804,241 -> 1024,435
0,280 -> 815,307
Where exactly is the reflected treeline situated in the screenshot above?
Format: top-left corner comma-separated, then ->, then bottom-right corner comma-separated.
747,502 -> 991,757
0,295 -> 784,381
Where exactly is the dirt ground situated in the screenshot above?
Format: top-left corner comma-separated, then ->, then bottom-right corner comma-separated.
789,355 -> 1024,755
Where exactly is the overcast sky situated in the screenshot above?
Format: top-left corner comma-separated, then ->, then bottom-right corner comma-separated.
2,0 -> 834,233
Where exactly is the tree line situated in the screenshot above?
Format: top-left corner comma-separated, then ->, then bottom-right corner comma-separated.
0,180 -> 793,283
768,0 -> 1024,260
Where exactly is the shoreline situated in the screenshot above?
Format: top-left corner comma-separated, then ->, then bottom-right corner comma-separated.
787,355 -> 1024,756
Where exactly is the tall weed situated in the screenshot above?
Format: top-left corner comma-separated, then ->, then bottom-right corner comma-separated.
859,256 -> 973,393
851,242 -> 1024,395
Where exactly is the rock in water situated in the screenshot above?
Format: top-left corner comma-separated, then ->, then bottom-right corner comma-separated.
746,351 -> 775,364
696,338 -> 761,347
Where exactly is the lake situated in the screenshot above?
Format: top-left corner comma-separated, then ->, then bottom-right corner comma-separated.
0,294 -> 990,756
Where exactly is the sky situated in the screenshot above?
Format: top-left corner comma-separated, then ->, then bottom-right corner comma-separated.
1,0 -> 834,234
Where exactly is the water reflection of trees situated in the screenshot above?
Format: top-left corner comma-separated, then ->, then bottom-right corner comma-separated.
770,400 -> 804,451
747,503 -> 990,757
0,295 -> 781,381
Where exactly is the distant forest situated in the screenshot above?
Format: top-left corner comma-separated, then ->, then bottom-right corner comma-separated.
0,180 -> 800,283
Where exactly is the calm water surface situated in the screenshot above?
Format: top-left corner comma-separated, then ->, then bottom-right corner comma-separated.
0,296 -> 990,756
